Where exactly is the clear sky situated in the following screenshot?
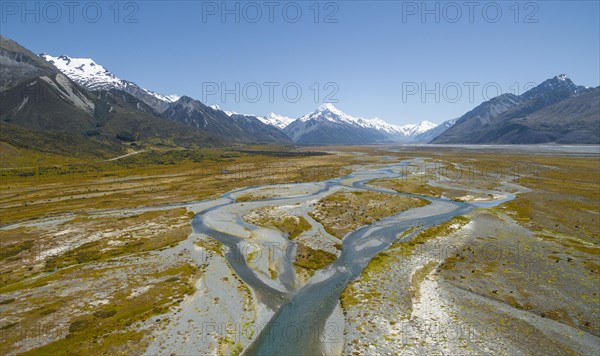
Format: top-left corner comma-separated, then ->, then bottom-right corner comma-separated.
2,0 -> 599,124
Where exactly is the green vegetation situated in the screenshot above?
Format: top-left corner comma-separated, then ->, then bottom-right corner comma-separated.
245,210 -> 312,240
340,216 -> 470,310
281,216 -> 312,239
0,208 -> 192,288
0,298 -> 16,305
195,236 -> 224,256
410,261 -> 438,300
310,190 -> 429,238
369,177 -> 444,198
395,216 -> 470,252
340,284 -> 362,309
0,122 -> 124,160
236,194 -> 270,202
24,264 -> 197,355
1,148 -> 351,225
294,243 -> 337,270
0,239 -> 34,260
496,155 -> 599,242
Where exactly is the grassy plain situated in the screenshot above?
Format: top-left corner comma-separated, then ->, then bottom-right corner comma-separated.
0,146 -> 357,354
2,144 -> 599,354
309,190 -> 429,238
337,147 -> 600,355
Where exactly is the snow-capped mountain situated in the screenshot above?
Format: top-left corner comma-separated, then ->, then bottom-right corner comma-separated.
219,109 -> 293,132
296,103 -> 436,136
397,121 -> 438,136
37,53 -> 444,145
413,118 -> 458,143
40,54 -> 180,113
39,53 -> 292,144
223,110 -> 241,117
283,104 -> 440,145
520,74 -> 584,101
40,54 -> 123,90
258,113 -> 295,129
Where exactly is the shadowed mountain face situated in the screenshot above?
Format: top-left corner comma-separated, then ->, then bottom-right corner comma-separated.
1,74 -> 100,133
2,35 -> 596,151
161,96 -> 292,145
505,88 -> 600,144
429,93 -> 523,144
38,52 -> 292,146
0,37 -> 225,157
228,113 -> 293,145
0,38 -> 111,137
431,75 -> 599,144
0,36 -> 292,158
0,75 -> 223,154
0,36 -> 57,92
39,53 -> 180,114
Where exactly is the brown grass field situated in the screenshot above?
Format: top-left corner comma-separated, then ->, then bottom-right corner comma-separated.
1,144 -> 598,354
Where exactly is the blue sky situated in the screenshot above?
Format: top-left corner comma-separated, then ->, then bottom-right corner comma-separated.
2,1 -> 599,124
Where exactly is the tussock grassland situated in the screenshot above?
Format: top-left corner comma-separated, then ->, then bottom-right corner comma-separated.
368,177 -> 444,198
294,243 -> 337,270
1,148 -> 354,225
245,208 -> 312,240
497,155 -> 599,242
244,207 -> 337,272
0,148 -> 361,354
309,190 -> 429,238
338,149 -> 599,354
0,207 -> 199,354
1,208 -> 193,288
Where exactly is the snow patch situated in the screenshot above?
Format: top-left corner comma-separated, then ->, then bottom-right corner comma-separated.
15,96 -> 29,113
40,53 -> 179,104
294,103 -> 439,137
258,112 -> 295,129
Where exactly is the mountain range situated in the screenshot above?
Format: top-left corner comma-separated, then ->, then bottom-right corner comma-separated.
35,53 -> 444,145
282,103 -> 437,145
258,113 -> 295,130
0,36 -> 294,159
1,35 -> 598,159
431,75 -> 599,144
40,54 -> 180,113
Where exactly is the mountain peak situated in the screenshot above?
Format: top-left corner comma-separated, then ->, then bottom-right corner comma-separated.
546,73 -> 574,86
318,102 -> 336,110
40,53 -> 181,108
297,104 -> 439,137
178,95 -> 195,103
520,74 -> 580,101
258,112 -> 295,129
317,103 -> 341,113
40,53 -> 123,90
302,103 -> 355,123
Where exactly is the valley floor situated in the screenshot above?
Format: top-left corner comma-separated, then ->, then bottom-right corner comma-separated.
0,145 -> 598,355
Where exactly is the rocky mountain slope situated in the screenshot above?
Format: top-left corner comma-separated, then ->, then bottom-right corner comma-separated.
39,51 -> 291,145
431,75 -> 598,144
0,37 -> 223,157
